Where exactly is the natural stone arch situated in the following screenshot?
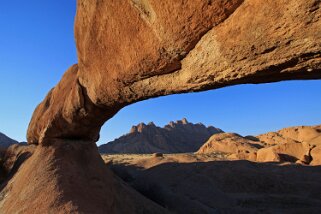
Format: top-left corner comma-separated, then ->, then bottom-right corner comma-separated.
1,0 -> 321,213
27,0 -> 321,145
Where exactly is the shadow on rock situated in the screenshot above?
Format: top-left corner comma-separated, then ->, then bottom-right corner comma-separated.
0,144 -> 35,188
109,160 -> 321,213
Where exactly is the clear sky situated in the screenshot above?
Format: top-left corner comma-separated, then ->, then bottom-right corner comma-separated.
1,1 -> 320,145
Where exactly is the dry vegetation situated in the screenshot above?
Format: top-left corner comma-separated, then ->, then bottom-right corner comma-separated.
102,152 -> 229,167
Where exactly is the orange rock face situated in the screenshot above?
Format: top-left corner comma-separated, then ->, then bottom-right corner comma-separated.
256,147 -> 281,162
0,141 -> 166,213
310,146 -> 321,165
258,125 -> 321,146
27,65 -> 116,144
27,0 -> 321,144
197,125 -> 321,165
4,1 -> 321,213
256,125 -> 321,164
197,133 -> 263,161
256,143 -> 310,163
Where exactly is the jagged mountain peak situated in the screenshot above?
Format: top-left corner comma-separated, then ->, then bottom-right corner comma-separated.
99,119 -> 223,154
128,118 -> 211,134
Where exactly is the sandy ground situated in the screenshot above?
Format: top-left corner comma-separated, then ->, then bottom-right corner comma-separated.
102,152 -> 228,166
103,153 -> 321,213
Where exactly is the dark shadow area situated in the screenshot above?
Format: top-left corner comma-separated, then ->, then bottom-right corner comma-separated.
278,154 -> 299,163
4,152 -> 32,180
108,161 -> 145,183
0,145 -> 34,193
244,135 -> 260,141
109,160 -> 321,213
0,152 -> 32,191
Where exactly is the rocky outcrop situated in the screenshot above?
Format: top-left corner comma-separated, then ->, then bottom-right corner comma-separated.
256,147 -> 281,162
256,143 -> 311,163
256,125 -> 321,164
99,118 -> 223,154
0,140 -> 167,213
0,132 -> 18,148
197,125 -> 321,165
197,133 -> 263,161
27,0 -> 321,145
310,146 -> 321,165
257,125 -> 321,146
0,144 -> 36,179
6,0 -> 320,213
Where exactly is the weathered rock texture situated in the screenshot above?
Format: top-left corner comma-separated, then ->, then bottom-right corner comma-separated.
0,142 -> 166,213
257,125 -> 321,146
311,146 -> 321,165
6,0 -> 320,213
27,0 -> 321,144
197,133 -> 264,161
197,125 -> 321,165
257,125 -> 321,164
99,118 -> 223,154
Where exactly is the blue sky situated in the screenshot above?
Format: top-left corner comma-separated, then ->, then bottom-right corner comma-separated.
1,1 -> 320,145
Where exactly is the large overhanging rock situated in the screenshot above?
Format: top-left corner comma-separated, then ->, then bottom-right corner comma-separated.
2,1 -> 320,213
27,0 -> 321,144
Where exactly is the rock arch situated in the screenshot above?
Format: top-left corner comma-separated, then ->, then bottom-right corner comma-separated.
1,0 -> 321,213
27,0 -> 321,145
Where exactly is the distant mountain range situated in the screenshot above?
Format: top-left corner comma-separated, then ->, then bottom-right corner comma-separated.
0,132 -> 19,148
99,118 -> 223,154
